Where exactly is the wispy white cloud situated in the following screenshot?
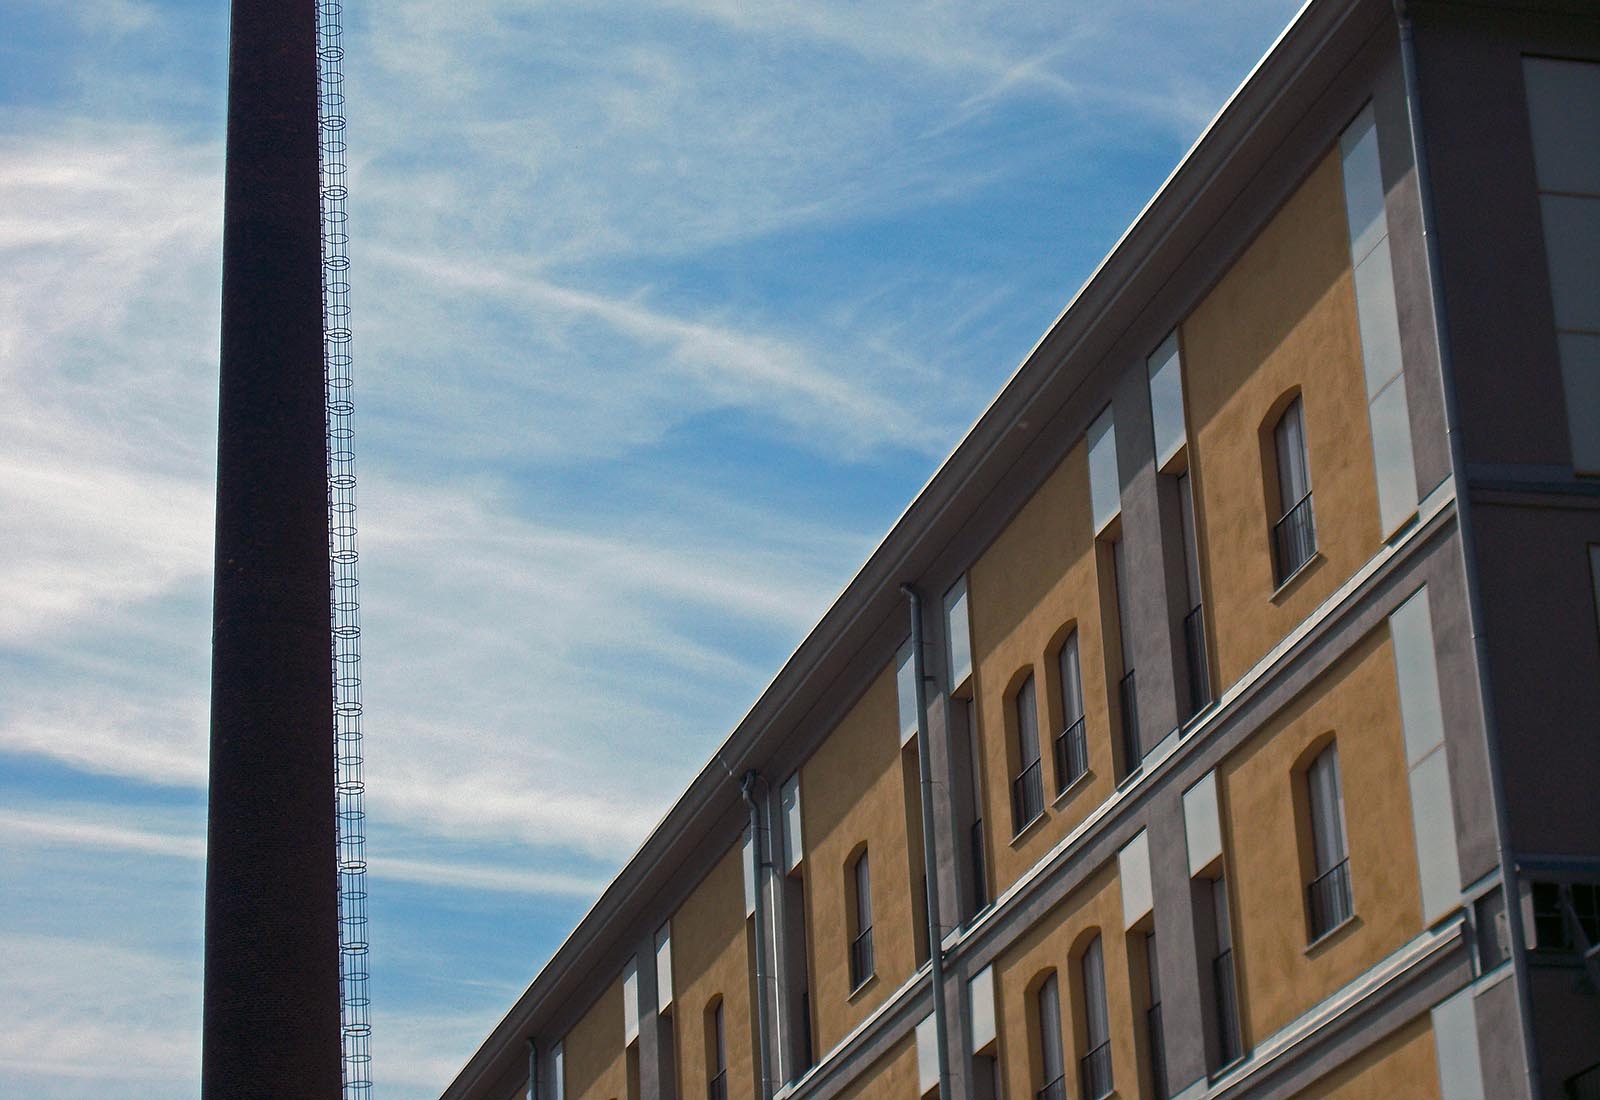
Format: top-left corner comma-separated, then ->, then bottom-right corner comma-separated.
0,934 -> 198,1090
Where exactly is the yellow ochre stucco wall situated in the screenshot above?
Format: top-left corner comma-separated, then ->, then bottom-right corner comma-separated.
1289,1013 -> 1439,1100
799,663 -> 920,1057
831,1033 -> 920,1100
670,840 -> 756,1100
968,437 -> 1113,898
992,863 -> 1142,1100
563,969 -> 629,1100
1183,149 -> 1383,692
1218,626 -> 1423,1044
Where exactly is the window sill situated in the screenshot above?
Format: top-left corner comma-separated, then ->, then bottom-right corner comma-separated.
1270,550 -> 1324,603
1304,912 -> 1358,955
1052,771 -> 1092,809
846,972 -> 878,1003
1009,810 -> 1049,847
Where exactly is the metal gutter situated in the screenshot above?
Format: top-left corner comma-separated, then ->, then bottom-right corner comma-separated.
901,584 -> 952,1099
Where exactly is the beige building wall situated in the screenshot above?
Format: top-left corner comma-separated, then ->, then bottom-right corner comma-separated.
1288,1014 -> 1440,1100
832,1034 -> 919,1100
1183,149 -> 1385,690
991,863 -> 1140,1100
799,665 -> 921,1055
564,971 -> 630,1100
968,438 -> 1113,895
669,841 -> 756,1100
1218,626 -> 1423,1043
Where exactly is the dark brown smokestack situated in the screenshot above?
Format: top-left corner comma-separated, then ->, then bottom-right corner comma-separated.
203,0 -> 342,1096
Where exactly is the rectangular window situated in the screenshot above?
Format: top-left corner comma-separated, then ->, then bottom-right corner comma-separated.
897,640 -> 920,745
1109,537 -> 1140,778
655,924 -> 673,1012
945,578 -> 973,692
1145,932 -> 1167,1100
1054,632 -> 1088,793
551,1042 -> 565,1100
1079,936 -> 1113,1099
1038,973 -> 1066,1100
1148,333 -> 1187,469
1339,102 -> 1420,533
1272,397 -> 1317,584
849,850 -> 874,990
1211,876 -> 1243,1069
781,774 -> 803,872
1524,57 -> 1600,474
623,956 -> 640,1045
1176,470 -> 1211,718
1306,744 -> 1354,940
1089,407 -> 1121,534
706,1001 -> 726,1100
1012,673 -> 1044,834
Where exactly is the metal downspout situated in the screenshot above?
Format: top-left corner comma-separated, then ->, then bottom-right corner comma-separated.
1393,5 -> 1541,1094
902,584 -> 954,1099
741,771 -> 776,1100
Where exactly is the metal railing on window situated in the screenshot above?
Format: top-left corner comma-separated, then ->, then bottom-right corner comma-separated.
849,924 -> 874,991
1036,1074 -> 1067,1100
1147,1002 -> 1168,1100
1054,715 -> 1088,794
1118,670 -> 1141,778
1307,858 -> 1354,940
1183,603 -> 1211,719
969,818 -> 989,914
1213,948 -> 1243,1068
1272,491 -> 1316,585
1012,758 -> 1044,835
707,1069 -> 727,1100
1079,1039 -> 1114,1100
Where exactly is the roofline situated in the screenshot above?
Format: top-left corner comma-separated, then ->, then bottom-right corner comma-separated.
439,0 -> 1385,1093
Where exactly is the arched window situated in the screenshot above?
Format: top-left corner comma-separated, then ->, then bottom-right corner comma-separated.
1011,673 -> 1044,833
1054,633 -> 1088,793
847,848 -> 874,990
704,998 -> 726,1100
1270,396 -> 1316,583
1078,934 -> 1113,1099
1305,742 -> 1353,938
1037,972 -> 1066,1100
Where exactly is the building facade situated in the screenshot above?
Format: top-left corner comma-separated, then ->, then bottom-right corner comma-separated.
440,2 -> 1600,1098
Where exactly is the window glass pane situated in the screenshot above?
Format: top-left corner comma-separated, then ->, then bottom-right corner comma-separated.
1559,332 -> 1600,474
1112,537 -> 1135,670
945,579 -> 973,688
1537,194 -> 1600,333
854,852 -> 871,931
1308,745 -> 1348,875
1082,936 -> 1109,1046
1059,633 -> 1083,725
1145,931 -> 1161,1004
1017,674 -> 1040,766
1038,973 -> 1063,1079
1275,399 -> 1310,511
1178,471 -> 1201,606
1148,333 -> 1187,467
1212,876 -> 1232,947
1089,408 -> 1121,533
1523,57 -> 1600,196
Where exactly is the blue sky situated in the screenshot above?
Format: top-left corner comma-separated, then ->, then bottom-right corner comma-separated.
0,1 -> 1303,1095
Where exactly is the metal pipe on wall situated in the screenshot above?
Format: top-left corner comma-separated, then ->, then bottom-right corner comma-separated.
741,771 -> 776,1100
902,584 -> 954,1099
